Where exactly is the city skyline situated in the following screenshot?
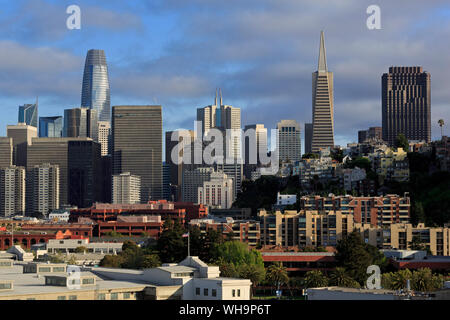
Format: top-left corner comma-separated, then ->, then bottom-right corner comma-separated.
0,1 -> 448,150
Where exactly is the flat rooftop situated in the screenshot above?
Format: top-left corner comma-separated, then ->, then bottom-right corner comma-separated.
0,265 -> 147,298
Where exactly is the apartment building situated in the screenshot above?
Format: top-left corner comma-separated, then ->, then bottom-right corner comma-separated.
189,218 -> 260,246
300,193 -> 410,227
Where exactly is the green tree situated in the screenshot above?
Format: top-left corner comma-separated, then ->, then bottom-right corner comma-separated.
329,267 -> 360,288
266,262 -> 289,295
74,246 -> 87,253
140,254 -> 161,269
411,201 -> 426,225
302,153 -> 319,159
99,254 -> 124,268
395,133 -> 409,152
239,264 -> 266,298
382,269 -> 412,290
213,241 -> 264,267
302,270 -> 329,288
411,268 -> 443,292
156,219 -> 186,263
335,231 -> 386,285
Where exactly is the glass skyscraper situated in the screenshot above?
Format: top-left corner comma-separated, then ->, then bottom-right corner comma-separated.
18,103 -> 38,127
39,116 -> 63,137
81,49 -> 111,122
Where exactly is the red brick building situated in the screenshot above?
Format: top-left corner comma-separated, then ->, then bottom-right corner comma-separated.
21,223 -> 94,238
97,216 -> 163,238
70,202 -> 186,225
0,229 -> 88,250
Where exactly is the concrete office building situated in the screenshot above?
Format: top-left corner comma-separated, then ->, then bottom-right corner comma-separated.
81,49 -> 111,122
112,172 -> 141,204
182,167 -> 214,203
7,123 -> 38,167
0,166 -> 26,217
39,116 -> 63,138
277,120 -> 302,162
165,130 -> 195,201
382,66 -> 431,145
215,162 -> 243,199
198,172 -> 234,209
27,137 -> 103,208
97,121 -> 111,156
112,105 -> 162,202
0,138 -> 13,168
18,103 -> 38,128
63,107 -> 98,142
311,31 -> 334,153
26,163 -> 59,217
243,124 -> 267,179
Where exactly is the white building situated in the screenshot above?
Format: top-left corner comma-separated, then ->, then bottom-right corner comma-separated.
112,172 -> 141,204
276,192 -> 297,206
98,121 -> 111,156
198,172 -> 234,209
90,256 -> 251,300
48,209 -> 70,222
46,239 -> 123,254
277,120 -> 301,163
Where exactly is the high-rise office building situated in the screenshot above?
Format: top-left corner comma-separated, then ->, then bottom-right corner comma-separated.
39,116 -> 63,138
198,171 -> 234,209
244,124 -> 268,179
26,163 -> 59,216
382,66 -> 431,145
27,137 -> 102,207
112,172 -> 141,204
358,127 -> 382,143
197,90 -> 241,160
0,138 -> 13,168
165,130 -> 195,201
18,103 -> 38,128
277,120 -> 301,162
112,106 -> 162,202
304,123 -> 313,154
63,107 -> 98,141
98,121 -> 111,156
68,140 -> 103,208
182,167 -> 214,203
311,31 -> 334,153
7,123 -> 38,167
81,49 -> 111,122
0,166 -> 25,217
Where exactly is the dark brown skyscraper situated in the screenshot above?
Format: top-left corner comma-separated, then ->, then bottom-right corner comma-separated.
382,66 -> 431,145
112,106 -> 162,202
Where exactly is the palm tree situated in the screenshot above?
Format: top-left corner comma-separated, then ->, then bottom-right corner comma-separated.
329,267 -> 360,288
390,269 -> 412,290
239,264 -> 265,299
303,270 -> 329,288
266,262 -> 289,297
438,119 -> 445,138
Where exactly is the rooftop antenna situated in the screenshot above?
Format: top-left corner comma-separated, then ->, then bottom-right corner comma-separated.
215,88 -> 218,106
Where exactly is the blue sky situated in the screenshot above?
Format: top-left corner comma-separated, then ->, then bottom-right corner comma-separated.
0,0 -> 449,151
